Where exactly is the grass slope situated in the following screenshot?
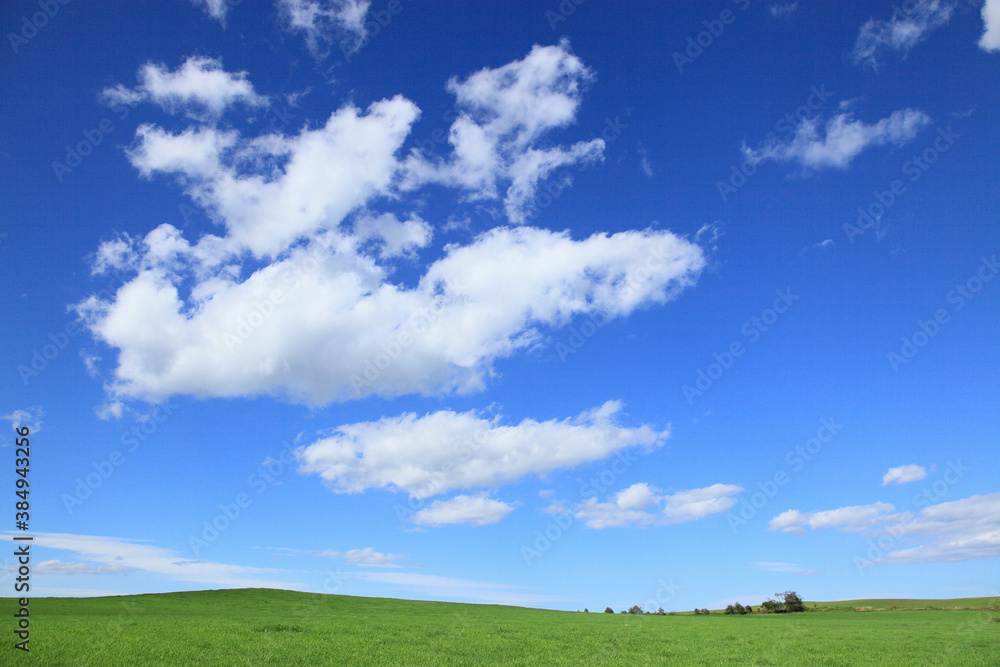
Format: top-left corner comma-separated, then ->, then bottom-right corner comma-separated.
2,589 -> 998,666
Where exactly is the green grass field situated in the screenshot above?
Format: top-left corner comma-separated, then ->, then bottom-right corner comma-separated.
3,589 -> 998,665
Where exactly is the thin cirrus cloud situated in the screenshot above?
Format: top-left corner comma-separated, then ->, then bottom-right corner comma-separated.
550,481 -> 744,529
751,561 -> 820,576
851,0 -> 955,68
742,108 -> 931,171
2,533 -> 298,589
296,401 -> 667,500
102,56 -> 268,119
311,547 -> 404,565
77,42 -> 705,408
883,464 -> 928,485
768,493 -> 1000,564
411,494 -> 517,527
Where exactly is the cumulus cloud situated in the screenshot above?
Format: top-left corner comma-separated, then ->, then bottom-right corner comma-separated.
411,494 -> 516,526
981,0 -> 1000,51
557,482 -> 743,529
278,0 -> 371,59
102,56 -> 267,118
403,40 -> 605,223
883,464 -> 928,485
297,401 -> 666,498
768,492 -> 1000,564
80,50 -> 705,408
743,109 -> 931,170
852,0 -> 955,67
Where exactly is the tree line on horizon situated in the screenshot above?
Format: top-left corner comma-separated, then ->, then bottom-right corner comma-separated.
589,591 -> 806,616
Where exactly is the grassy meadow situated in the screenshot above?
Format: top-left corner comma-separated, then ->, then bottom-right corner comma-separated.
2,589 -> 998,665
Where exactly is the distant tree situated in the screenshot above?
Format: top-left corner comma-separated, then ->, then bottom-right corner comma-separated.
762,591 -> 805,613
724,604 -> 735,615
620,611 -> 627,614
781,591 -> 805,613
604,607 -> 614,614
656,607 -> 666,615
745,605 -> 752,614
734,602 -> 746,615
628,605 -> 643,615
583,608 -> 589,613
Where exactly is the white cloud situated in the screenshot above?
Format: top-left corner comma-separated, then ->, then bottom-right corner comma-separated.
981,0 -> 1000,51
743,109 -> 931,170
122,95 -> 418,258
2,532 -> 297,589
353,212 -> 432,259
80,48 -> 705,408
768,502 -> 898,534
190,0 -> 229,25
102,56 -> 267,118
78,225 -> 702,405
411,494 -> 516,527
883,464 -> 928,485
884,493 -> 1000,563
563,482 -> 743,529
1,407 -> 42,434
768,493 -> 1000,564
403,40 -> 605,223
852,0 -> 955,67
297,401 -> 666,498
279,0 -> 371,59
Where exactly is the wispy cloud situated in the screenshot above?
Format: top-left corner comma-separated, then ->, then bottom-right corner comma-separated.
278,0 -> 371,60
102,56 -> 267,119
2,532 -> 298,589
189,0 -> 230,26
752,561 -> 820,576
264,546 -> 406,566
743,109 -> 931,171
852,0 -> 955,68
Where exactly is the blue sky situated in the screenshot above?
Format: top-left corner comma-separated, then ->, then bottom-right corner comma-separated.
2,0 -> 999,612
